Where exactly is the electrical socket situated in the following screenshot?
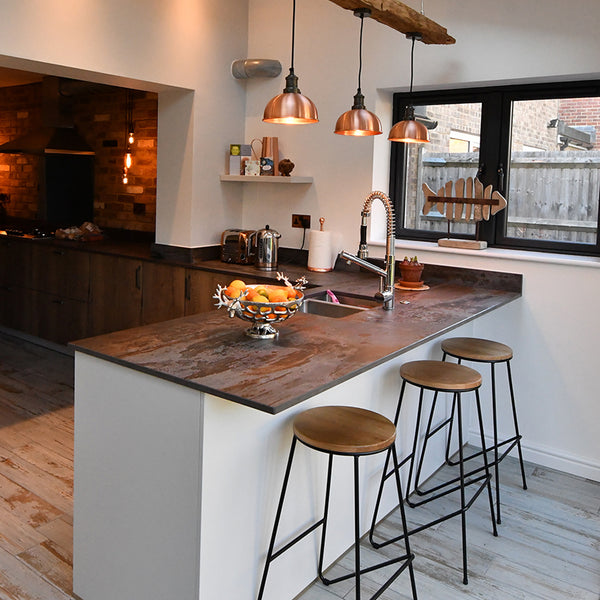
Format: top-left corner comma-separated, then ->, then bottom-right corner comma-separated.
292,214 -> 311,229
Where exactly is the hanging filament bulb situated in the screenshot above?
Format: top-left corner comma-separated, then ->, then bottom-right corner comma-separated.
122,89 -> 135,183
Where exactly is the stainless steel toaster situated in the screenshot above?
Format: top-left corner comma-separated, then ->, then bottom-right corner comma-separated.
220,229 -> 256,264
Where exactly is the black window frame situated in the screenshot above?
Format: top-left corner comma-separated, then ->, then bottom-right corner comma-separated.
390,80 -> 600,256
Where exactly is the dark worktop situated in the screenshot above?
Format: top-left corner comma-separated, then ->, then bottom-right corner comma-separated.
71,262 -> 522,414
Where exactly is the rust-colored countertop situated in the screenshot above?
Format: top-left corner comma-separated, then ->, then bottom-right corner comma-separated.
71,262 -> 522,414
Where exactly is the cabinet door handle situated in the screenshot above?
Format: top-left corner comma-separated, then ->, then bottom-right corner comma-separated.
52,298 -> 65,305
135,265 -> 141,290
53,249 -> 65,256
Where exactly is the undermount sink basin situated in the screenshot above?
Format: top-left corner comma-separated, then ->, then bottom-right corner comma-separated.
299,291 -> 381,318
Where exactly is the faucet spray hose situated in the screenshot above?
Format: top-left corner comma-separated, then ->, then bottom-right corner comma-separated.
360,224 -> 368,245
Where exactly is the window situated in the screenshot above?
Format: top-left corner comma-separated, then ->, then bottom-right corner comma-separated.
390,81 -> 600,255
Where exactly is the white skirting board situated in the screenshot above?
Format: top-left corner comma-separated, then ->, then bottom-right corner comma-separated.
468,430 -> 600,481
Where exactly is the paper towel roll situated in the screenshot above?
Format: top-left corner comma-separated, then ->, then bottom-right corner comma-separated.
308,229 -> 334,272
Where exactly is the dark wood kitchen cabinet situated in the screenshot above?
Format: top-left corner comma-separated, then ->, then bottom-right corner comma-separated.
0,237 -> 32,288
29,244 -> 90,301
0,238 -> 32,331
23,244 -> 91,343
141,262 -> 186,325
1,240 -> 89,342
1,240 -> 251,344
30,291 -> 89,344
88,253 -> 143,336
184,268 -> 229,315
0,285 -> 31,332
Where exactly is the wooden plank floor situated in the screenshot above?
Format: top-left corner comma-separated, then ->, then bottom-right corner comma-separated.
0,332 -> 73,600
296,448 -> 600,599
0,332 -> 598,600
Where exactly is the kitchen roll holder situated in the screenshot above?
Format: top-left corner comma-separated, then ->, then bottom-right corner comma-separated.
308,217 -> 339,272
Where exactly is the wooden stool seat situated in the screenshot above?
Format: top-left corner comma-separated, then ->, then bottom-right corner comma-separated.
400,360 -> 482,391
293,406 -> 396,455
441,337 -> 513,362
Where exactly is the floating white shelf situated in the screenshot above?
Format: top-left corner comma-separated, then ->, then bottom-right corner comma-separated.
220,175 -> 313,184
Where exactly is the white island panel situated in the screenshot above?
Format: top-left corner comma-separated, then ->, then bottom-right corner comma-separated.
73,353 -> 203,600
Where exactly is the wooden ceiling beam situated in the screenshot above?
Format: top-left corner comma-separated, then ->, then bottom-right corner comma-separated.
327,0 -> 455,45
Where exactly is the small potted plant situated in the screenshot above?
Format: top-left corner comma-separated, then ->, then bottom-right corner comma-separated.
399,256 -> 424,285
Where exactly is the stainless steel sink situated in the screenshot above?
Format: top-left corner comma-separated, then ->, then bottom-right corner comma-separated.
299,291 -> 381,318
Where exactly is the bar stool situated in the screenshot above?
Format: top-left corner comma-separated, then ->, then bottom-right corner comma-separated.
369,360 -> 498,585
257,405 -> 418,600
441,337 -> 527,524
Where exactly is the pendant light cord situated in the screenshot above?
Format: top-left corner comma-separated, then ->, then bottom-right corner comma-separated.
356,11 -> 365,94
409,35 -> 416,95
290,0 -> 296,71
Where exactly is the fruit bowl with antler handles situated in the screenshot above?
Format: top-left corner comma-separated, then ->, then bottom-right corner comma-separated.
214,273 -> 307,339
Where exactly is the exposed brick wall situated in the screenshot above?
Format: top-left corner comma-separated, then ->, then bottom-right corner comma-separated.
424,102 -> 482,153
73,88 -> 157,231
512,99 -> 559,151
558,97 -> 600,150
0,82 -> 157,232
0,83 -> 42,220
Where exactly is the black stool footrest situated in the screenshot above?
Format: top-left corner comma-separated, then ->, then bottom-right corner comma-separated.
446,436 -> 521,468
322,553 -> 415,600
270,518 -> 325,562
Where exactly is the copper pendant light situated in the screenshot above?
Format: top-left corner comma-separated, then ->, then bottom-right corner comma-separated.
388,33 -> 430,144
334,9 -> 381,136
263,0 -> 318,124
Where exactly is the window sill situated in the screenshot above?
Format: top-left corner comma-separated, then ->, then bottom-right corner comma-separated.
367,238 -> 600,269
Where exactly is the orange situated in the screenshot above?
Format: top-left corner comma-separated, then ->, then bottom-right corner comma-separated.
229,279 -> 246,290
286,287 -> 297,299
268,288 -> 288,303
224,285 -> 242,298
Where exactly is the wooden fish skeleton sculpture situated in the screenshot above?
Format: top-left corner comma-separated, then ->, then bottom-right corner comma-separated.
422,177 -> 507,249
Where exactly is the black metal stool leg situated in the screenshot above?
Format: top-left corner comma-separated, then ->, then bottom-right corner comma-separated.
369,380 -> 408,547
456,392 -> 469,585
405,387 -> 425,506
474,388 -> 498,537
390,445 -> 418,600
491,362 -> 501,524
507,360 -> 528,491
353,456 -> 361,600
257,437 -> 298,600
317,453 -> 334,584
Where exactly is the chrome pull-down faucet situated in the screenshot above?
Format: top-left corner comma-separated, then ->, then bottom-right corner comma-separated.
340,191 -> 396,310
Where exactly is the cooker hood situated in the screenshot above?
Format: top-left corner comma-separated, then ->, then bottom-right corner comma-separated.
0,76 -> 95,156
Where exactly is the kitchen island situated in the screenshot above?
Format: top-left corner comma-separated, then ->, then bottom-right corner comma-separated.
71,264 -> 521,600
